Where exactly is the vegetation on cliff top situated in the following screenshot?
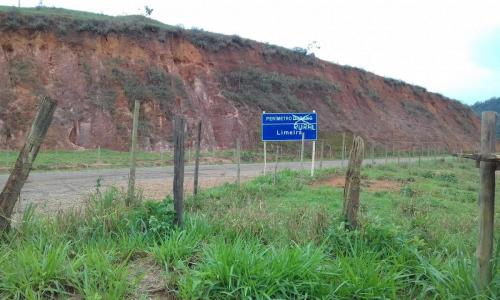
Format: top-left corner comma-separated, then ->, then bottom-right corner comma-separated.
0,6 -> 318,65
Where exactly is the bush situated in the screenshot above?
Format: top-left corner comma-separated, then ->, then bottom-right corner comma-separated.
401,100 -> 433,119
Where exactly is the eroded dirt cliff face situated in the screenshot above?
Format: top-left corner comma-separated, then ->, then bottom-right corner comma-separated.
0,15 -> 480,151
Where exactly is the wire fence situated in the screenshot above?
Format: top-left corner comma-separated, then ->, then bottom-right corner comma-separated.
0,127 -> 475,220
0,131 -> 472,172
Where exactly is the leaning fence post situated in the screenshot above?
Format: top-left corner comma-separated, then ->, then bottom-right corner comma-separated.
193,120 -> 202,196
0,96 -> 57,232
173,115 -> 186,227
127,100 -> 140,206
477,111 -> 496,289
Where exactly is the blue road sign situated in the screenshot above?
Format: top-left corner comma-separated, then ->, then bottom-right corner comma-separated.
262,112 -> 318,141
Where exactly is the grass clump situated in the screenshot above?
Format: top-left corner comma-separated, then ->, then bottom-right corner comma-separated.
180,239 -> 332,299
0,240 -> 77,299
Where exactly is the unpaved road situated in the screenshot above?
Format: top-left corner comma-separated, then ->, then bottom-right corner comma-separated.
0,156 -> 431,216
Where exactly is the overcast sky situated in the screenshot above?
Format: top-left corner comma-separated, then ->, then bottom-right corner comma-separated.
2,0 -> 500,104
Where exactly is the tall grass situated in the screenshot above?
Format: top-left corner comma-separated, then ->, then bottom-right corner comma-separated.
0,160 -> 499,298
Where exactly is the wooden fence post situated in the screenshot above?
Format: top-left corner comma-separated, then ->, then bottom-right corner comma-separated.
418,145 -> 422,166
397,144 -> 400,165
173,116 -> 186,227
343,136 -> 364,230
193,120 -> 202,196
127,100 -> 140,206
236,138 -> 241,186
385,145 -> 388,164
477,111 -> 496,289
341,132 -> 346,168
371,143 -> 375,165
0,96 -> 57,232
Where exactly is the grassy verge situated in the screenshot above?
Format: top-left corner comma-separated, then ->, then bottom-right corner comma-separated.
0,147 -> 441,173
1,159 -> 498,299
0,149 -> 262,172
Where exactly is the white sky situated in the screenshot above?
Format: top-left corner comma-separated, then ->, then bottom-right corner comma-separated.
2,0 -> 500,104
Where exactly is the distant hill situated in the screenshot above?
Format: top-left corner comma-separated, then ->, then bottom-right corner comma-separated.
471,97 -> 500,115
471,97 -> 500,137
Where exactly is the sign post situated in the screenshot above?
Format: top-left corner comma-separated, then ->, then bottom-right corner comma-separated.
310,110 -> 316,176
301,132 -> 305,169
311,138 -> 316,176
261,111 -> 318,174
263,111 -> 267,175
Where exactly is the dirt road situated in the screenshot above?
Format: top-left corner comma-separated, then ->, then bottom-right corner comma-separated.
0,156 -> 431,216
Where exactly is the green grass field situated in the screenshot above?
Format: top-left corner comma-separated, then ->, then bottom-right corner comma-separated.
0,146 -> 430,173
1,158 -> 498,299
0,149 -> 262,172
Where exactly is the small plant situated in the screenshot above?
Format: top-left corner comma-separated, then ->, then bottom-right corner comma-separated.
144,6 -> 153,17
400,184 -> 416,197
421,170 -> 434,179
436,172 -> 458,183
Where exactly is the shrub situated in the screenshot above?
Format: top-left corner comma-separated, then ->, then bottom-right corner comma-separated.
262,44 -> 319,66
145,66 -> 187,110
401,100 -> 433,119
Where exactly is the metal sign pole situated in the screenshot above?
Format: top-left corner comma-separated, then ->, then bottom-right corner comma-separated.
310,110 -> 316,176
300,132 -> 305,169
263,141 -> 267,175
311,140 -> 316,176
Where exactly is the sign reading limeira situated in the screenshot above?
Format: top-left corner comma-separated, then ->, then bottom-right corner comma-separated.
261,112 -> 318,141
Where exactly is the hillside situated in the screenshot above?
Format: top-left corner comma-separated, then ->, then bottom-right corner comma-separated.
0,6 -> 480,151
471,97 -> 500,137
